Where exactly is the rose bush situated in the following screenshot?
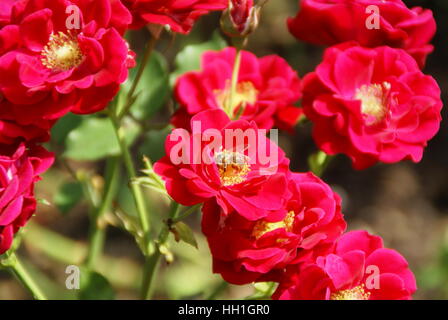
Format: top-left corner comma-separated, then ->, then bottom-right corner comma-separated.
0,0 -> 441,301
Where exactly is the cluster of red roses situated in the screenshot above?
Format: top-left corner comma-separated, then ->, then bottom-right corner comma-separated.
0,0 -> 229,254
0,0 -> 443,300
154,0 -> 444,300
157,108 -> 417,300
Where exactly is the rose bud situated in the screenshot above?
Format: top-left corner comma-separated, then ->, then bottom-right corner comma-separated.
221,0 -> 266,38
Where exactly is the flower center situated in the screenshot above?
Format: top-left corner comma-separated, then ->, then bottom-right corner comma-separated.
41,31 -> 84,71
252,211 -> 295,239
354,82 -> 391,124
330,285 -> 371,300
215,150 -> 250,186
215,81 -> 258,115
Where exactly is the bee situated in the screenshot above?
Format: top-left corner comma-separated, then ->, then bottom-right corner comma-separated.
215,150 -> 248,168
214,148 -> 251,186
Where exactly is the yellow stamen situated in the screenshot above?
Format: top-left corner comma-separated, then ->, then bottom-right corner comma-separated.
41,31 -> 84,71
215,81 -> 258,115
252,211 -> 295,239
330,285 -> 371,300
354,82 -> 391,124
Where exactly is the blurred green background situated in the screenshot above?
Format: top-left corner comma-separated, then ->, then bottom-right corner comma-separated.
1,0 -> 447,300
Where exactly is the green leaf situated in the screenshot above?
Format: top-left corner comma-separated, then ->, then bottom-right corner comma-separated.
172,221 -> 198,249
308,150 -> 332,177
53,182 -> 83,214
170,32 -> 226,84
79,270 -> 115,300
123,52 -> 170,120
244,282 -> 277,300
51,113 -> 83,145
63,116 -> 140,161
138,128 -> 171,161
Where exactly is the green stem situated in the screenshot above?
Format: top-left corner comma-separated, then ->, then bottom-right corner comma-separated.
173,204 -> 201,223
85,157 -> 120,270
141,202 -> 180,300
226,48 -> 242,118
109,32 -> 162,254
110,114 -> 151,252
118,29 -> 161,119
8,254 -> 47,300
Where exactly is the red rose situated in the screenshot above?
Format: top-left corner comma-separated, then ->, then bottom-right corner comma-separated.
302,43 -> 442,170
0,0 -> 135,127
154,109 -> 290,221
172,47 -> 302,132
123,0 -> 228,34
0,143 -> 54,254
288,0 -> 436,67
274,230 -> 417,300
0,115 -> 53,145
202,172 -> 346,284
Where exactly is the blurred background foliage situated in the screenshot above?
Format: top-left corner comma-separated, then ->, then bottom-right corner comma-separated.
0,0 -> 447,300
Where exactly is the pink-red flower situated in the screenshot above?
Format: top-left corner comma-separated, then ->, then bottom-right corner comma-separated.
0,0 -> 135,128
172,47 -> 302,132
154,109 -> 290,221
0,143 -> 54,254
288,0 -> 436,67
302,43 -> 442,170
202,172 -> 346,284
74,0 -> 133,35
273,230 -> 417,300
123,0 -> 228,33
0,114 -> 53,145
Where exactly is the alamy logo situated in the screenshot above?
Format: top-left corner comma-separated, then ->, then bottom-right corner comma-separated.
365,265 -> 380,290
66,5 -> 81,30
65,265 -> 80,290
366,5 -> 380,30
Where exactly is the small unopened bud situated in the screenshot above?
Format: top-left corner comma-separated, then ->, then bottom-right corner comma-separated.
221,0 -> 266,38
231,0 -> 253,33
